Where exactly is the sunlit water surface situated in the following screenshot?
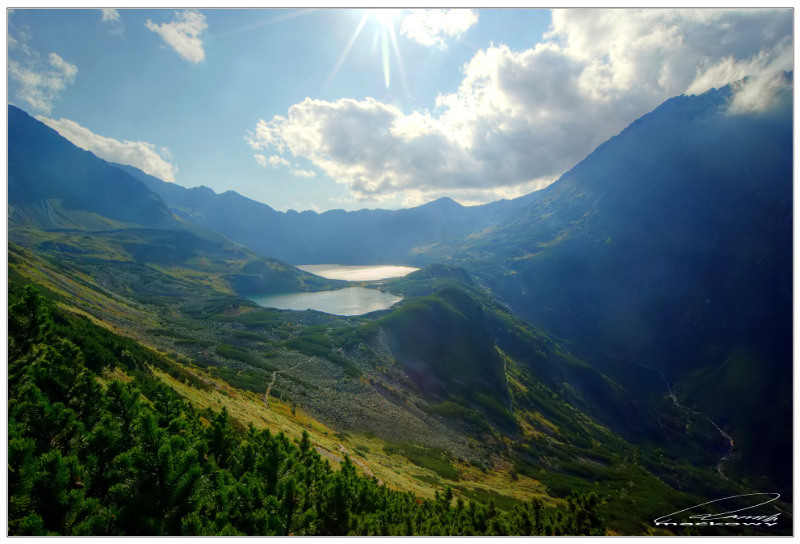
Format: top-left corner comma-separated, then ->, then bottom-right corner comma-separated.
295,264 -> 418,281
247,264 -> 417,315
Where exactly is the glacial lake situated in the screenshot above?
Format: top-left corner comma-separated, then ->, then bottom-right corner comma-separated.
295,264 -> 418,281
248,287 -> 403,316
247,264 -> 417,316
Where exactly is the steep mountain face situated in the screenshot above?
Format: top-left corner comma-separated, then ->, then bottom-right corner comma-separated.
378,274 -> 679,446
421,81 -> 793,494
7,105 -> 339,298
446,84 -> 792,370
377,287 -> 510,405
7,105 -> 178,230
124,164 -> 537,265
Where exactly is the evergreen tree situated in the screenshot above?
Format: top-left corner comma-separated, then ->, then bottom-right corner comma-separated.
7,283 -> 611,537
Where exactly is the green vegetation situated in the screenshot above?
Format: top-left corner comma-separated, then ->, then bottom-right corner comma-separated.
208,366 -> 270,393
230,308 -> 286,329
226,258 -> 338,296
214,343 -> 277,371
7,90 -> 792,536
383,441 -> 460,481
8,286 -> 608,536
382,264 -> 475,298
377,287 -> 507,404
418,400 -> 491,432
285,327 -> 360,378
232,330 -> 268,342
9,240 -> 777,536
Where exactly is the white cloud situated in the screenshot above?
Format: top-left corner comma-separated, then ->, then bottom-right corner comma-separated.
101,8 -> 120,23
7,24 -> 34,56
100,8 -> 124,35
291,169 -> 317,178
269,155 -> 290,168
36,116 -> 178,182
47,52 -> 77,81
400,9 -> 477,49
7,22 -> 77,113
727,70 -> 793,114
8,52 -> 78,114
254,154 -> 292,168
248,8 -> 793,205
146,10 -> 207,63
253,152 -> 317,178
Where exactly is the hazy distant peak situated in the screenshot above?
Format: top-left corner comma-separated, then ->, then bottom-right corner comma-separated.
420,196 -> 463,210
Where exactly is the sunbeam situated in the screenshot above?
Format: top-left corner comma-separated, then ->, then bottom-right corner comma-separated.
211,8 -> 317,38
371,9 -> 406,90
324,9 -> 408,92
385,14 -> 411,100
381,25 -> 391,87
321,12 -> 370,93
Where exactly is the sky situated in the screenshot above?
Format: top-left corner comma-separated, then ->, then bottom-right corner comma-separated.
6,7 -> 795,212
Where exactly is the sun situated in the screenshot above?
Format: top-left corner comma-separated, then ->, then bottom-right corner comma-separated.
323,8 -> 409,93
367,8 -> 405,27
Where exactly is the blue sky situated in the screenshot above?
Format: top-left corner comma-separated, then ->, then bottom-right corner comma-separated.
7,8 -> 794,212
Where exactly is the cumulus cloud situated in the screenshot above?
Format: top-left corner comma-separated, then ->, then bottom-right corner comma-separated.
400,9 -> 478,49
36,116 -> 178,182
249,8 -> 792,205
8,52 -> 78,114
727,70 -> 793,114
146,10 -> 207,63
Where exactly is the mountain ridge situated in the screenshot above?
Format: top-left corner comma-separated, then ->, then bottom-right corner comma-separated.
121,162 -> 539,265
417,80 -> 793,496
8,105 -> 179,231
6,77 -> 793,533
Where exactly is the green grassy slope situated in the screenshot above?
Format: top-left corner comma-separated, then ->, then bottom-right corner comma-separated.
377,287 -> 508,406
10,248 -> 792,534
8,240 -> 787,535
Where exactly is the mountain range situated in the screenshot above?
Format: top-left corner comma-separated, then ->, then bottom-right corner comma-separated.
120,162 -> 538,266
6,74 -> 793,535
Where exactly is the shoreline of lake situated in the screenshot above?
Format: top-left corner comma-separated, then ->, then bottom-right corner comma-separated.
248,264 -> 414,315
247,286 -> 402,316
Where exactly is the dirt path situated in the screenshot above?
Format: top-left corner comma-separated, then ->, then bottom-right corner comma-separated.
263,359 -> 307,408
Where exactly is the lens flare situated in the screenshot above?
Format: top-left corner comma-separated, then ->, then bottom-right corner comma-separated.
324,9 -> 409,94
381,26 -> 390,88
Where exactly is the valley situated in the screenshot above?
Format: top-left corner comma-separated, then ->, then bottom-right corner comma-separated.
8,237 -> 760,535
6,72 -> 793,537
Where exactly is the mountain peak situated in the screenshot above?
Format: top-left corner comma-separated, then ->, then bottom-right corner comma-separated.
418,196 -> 463,210
8,105 -> 177,230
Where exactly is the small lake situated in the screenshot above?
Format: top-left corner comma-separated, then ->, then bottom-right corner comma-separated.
247,264 -> 416,316
295,264 -> 418,281
248,287 -> 402,316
